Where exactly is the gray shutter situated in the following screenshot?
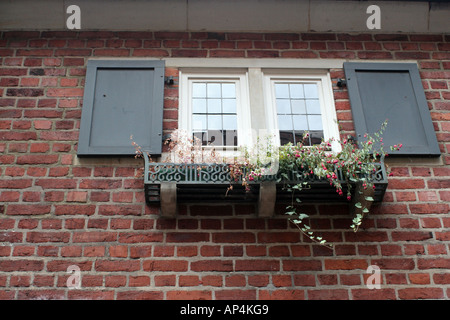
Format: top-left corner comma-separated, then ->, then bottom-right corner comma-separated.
344,62 -> 440,156
78,60 -> 165,156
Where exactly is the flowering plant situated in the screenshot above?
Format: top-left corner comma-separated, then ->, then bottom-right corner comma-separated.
231,120 -> 402,247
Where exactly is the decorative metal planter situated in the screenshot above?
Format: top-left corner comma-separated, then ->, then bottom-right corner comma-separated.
143,154 -> 388,217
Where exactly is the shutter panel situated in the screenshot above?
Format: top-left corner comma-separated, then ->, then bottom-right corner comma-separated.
78,60 -> 165,156
344,62 -> 440,156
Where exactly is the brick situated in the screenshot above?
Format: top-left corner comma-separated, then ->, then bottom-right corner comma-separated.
352,288 -> 396,300
409,204 -> 449,214
371,258 -> 415,270
109,245 -> 128,258
0,260 -> 44,271
259,289 -> 304,300
283,260 -> 322,271
66,191 -> 88,203
172,49 -> 207,57
398,288 -> 444,300
46,88 -> 84,97
307,289 -> 348,300
6,204 -> 51,216
72,231 -> 117,243
116,291 -> 163,300
143,260 -> 188,272
26,232 -> 70,243
118,232 -> 163,243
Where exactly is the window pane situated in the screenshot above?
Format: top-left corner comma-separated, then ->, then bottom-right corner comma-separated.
192,115 -> 207,130
280,131 -> 294,145
276,99 -> 291,114
208,99 -> 221,113
192,98 -> 206,113
308,115 -> 323,130
310,131 -> 324,145
304,83 -> 318,98
275,83 -> 289,98
223,115 -> 237,130
193,83 -> 206,98
190,80 -> 239,147
293,115 -> 308,130
222,83 -> 236,98
193,131 -> 207,146
222,99 -> 236,113
208,130 -> 223,146
291,100 -> 306,114
278,115 -> 293,130
289,84 -> 304,99
207,83 -> 221,98
208,115 -> 222,130
306,100 -> 321,114
294,131 -> 306,145
224,130 -> 238,146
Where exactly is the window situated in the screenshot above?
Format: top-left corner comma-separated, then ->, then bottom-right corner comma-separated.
78,60 -> 165,156
344,62 -> 440,156
263,70 -> 341,151
179,69 -> 252,149
177,64 -> 340,155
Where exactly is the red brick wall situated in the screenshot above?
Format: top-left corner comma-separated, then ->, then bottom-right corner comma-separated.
0,31 -> 449,300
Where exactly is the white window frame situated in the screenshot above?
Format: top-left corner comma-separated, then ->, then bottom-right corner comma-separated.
179,68 -> 253,153
262,69 -> 341,152
177,63 -> 341,162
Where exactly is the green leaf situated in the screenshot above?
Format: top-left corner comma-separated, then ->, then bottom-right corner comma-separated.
354,202 -> 362,209
364,196 -> 374,202
362,208 -> 369,213
297,213 -> 309,220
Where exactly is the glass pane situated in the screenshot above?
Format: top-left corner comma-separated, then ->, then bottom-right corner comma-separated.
207,83 -> 221,98
222,83 -> 236,98
310,130 -> 324,145
192,83 -> 206,98
278,115 -> 293,130
192,115 -> 207,130
291,100 -> 306,114
293,115 -> 308,130
280,131 -> 294,145
223,115 -> 237,130
192,99 -> 207,113
208,115 -> 222,130
207,130 -> 223,146
276,99 -> 291,114
275,83 -> 289,98
308,115 -> 323,130
222,99 -> 236,113
289,84 -> 304,99
224,130 -> 238,146
306,100 -> 321,114
304,83 -> 318,99
207,99 -> 221,113
193,131 -> 207,146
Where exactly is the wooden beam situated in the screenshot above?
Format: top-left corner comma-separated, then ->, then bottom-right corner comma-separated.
258,181 -> 276,218
160,182 -> 177,217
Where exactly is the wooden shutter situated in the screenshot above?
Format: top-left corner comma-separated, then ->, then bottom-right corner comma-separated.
78,60 -> 165,156
344,62 -> 440,156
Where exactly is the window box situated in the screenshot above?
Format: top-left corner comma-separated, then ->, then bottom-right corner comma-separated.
143,154 -> 388,218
